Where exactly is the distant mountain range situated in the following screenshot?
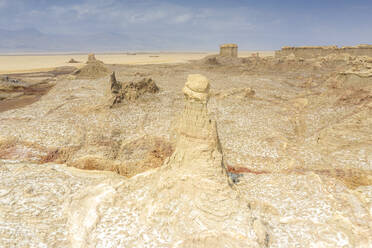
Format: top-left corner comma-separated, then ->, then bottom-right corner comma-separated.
0,28 -> 140,52
0,28 -> 211,53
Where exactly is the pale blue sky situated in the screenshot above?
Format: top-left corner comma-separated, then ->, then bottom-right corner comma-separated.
0,0 -> 371,52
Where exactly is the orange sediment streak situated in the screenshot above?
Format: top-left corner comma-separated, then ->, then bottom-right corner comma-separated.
227,165 -> 269,175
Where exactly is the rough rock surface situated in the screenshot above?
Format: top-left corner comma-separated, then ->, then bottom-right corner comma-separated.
73,54 -> 109,79
73,62 -> 109,79
109,72 -> 121,95
109,72 -> 159,106
201,54 -> 243,66
0,54 -> 371,247
0,68 -> 76,112
87,53 -> 101,63
65,74 -> 265,247
108,72 -> 122,105
276,44 -> 372,58
121,78 -> 159,101
68,58 -> 80,63
220,43 -> 238,57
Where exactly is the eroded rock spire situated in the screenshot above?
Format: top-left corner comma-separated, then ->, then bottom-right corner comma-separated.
67,74 -> 266,247
166,74 -> 229,182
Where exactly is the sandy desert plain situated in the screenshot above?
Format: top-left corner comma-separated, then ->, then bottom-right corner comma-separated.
0,48 -> 371,247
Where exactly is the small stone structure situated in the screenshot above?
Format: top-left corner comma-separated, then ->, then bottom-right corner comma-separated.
220,43 -> 238,57
275,44 -> 372,58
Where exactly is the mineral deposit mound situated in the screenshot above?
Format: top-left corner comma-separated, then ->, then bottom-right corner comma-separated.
68,58 -> 80,63
87,53 -> 103,63
109,71 -> 159,106
73,53 -> 109,79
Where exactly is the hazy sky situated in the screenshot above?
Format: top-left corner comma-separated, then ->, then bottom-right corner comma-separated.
0,0 -> 371,52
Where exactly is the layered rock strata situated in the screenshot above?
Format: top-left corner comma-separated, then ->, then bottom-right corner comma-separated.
220,43 -> 238,57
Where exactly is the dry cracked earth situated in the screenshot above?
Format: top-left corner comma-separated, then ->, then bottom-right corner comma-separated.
0,53 -> 371,247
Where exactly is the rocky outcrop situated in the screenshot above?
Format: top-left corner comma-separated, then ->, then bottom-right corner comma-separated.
108,72 -> 122,105
220,43 -> 238,57
66,74 -> 268,247
68,58 -> 80,63
168,74 -> 229,179
121,78 -> 159,101
72,63 -> 109,79
73,54 -> 109,79
0,75 -> 54,112
200,54 -> 244,66
87,53 -> 101,63
109,72 -> 159,106
2,58 -> 371,247
276,44 -> 372,58
0,78 -> 26,101
109,72 -> 121,94
327,56 -> 372,90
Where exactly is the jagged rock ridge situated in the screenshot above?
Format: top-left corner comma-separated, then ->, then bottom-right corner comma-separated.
109,71 -> 159,106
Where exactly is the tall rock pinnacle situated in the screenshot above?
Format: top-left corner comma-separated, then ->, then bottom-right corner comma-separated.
166,74 -> 230,183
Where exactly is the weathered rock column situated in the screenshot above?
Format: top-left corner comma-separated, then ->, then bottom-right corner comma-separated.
67,74 -> 266,248
168,74 -> 229,179
220,43 -> 238,57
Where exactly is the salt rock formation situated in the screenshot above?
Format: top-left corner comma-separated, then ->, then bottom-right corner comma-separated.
109,72 -> 159,106
67,74 -> 267,247
171,74 -> 228,179
201,54 -> 243,66
86,53 -> 104,64
328,57 -> 372,90
0,76 -> 23,85
276,44 -> 372,58
68,134 -> 173,178
201,44 -> 240,66
121,78 -> 159,101
72,63 -> 109,79
220,43 -> 238,57
87,53 -> 98,63
73,54 -> 109,79
108,72 -> 122,105
0,77 -> 32,101
68,58 -> 80,63
109,72 -> 121,95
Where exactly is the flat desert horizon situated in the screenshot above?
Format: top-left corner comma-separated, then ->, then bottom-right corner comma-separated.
0,50 -> 274,74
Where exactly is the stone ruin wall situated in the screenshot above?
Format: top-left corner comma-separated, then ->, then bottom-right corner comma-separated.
220,44 -> 238,57
275,45 -> 372,58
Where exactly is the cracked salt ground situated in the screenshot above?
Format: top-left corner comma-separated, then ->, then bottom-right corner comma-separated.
0,53 -> 371,247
